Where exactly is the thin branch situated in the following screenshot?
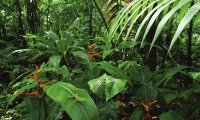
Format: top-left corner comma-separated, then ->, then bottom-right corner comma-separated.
91,0 -> 109,31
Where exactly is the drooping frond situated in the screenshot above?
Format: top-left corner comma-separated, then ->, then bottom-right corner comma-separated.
107,0 -> 200,53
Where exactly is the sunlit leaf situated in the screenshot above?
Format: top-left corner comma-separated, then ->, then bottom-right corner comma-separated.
88,74 -> 127,101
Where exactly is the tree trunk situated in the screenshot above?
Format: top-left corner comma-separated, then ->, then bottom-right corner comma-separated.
27,0 -> 40,34
16,0 -> 26,48
89,0 -> 93,37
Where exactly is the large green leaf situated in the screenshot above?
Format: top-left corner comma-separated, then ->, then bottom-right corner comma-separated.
48,55 -> 61,68
158,88 -> 178,104
56,31 -> 74,54
88,74 -> 127,101
190,71 -> 200,82
159,111 -> 184,120
45,30 -> 60,41
129,107 -> 143,120
44,82 -> 99,120
98,61 -> 131,82
58,65 -> 71,81
132,66 -> 152,84
136,83 -> 157,103
157,66 -> 187,86
73,51 -> 94,70
15,97 -> 45,120
131,66 -> 156,102
28,97 -> 45,120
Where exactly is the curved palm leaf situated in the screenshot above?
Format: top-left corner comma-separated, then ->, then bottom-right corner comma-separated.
150,0 -> 191,52
140,0 -> 176,48
168,1 -> 200,51
107,0 -> 200,53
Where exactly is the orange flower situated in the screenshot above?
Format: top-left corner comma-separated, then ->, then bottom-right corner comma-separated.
87,43 -> 96,50
142,103 -> 149,111
142,100 -> 157,111
36,65 -> 42,75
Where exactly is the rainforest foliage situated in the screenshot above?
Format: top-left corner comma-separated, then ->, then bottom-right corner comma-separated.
0,0 -> 200,120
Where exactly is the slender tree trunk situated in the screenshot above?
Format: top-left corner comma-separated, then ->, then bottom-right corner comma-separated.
27,0 -> 40,34
187,0 -> 194,67
184,0 -> 194,87
0,18 -> 7,40
46,0 -> 51,30
16,0 -> 26,48
91,0 -> 109,31
144,25 -> 157,71
89,0 -> 93,37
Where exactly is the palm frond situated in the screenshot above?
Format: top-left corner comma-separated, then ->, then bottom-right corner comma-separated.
107,0 -> 200,53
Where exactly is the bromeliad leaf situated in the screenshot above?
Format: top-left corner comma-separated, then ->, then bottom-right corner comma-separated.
44,82 -> 99,120
48,55 -> 61,68
73,51 -> 94,70
88,74 -> 127,101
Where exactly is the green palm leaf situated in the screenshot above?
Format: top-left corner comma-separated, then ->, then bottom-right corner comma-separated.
44,82 -> 99,120
133,0 -> 171,46
169,1 -> 200,52
150,0 -> 191,52
107,0 -> 200,53
140,0 -> 176,48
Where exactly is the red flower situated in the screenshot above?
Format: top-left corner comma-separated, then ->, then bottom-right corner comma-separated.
21,91 -> 39,96
16,66 -> 48,98
28,75 -> 42,83
39,81 -> 49,88
86,43 -> 103,59
142,100 -> 158,120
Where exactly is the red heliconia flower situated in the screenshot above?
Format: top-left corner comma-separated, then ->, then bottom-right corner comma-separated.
149,100 -> 157,107
87,43 -> 96,51
28,75 -> 42,83
142,100 -> 157,111
142,102 -> 149,111
86,43 -> 103,59
143,111 -> 151,120
39,81 -> 49,88
36,65 -> 42,75
20,91 -> 39,96
142,100 -> 158,120
16,66 -> 48,97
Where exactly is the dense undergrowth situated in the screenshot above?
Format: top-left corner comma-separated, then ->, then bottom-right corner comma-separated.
0,0 -> 200,120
